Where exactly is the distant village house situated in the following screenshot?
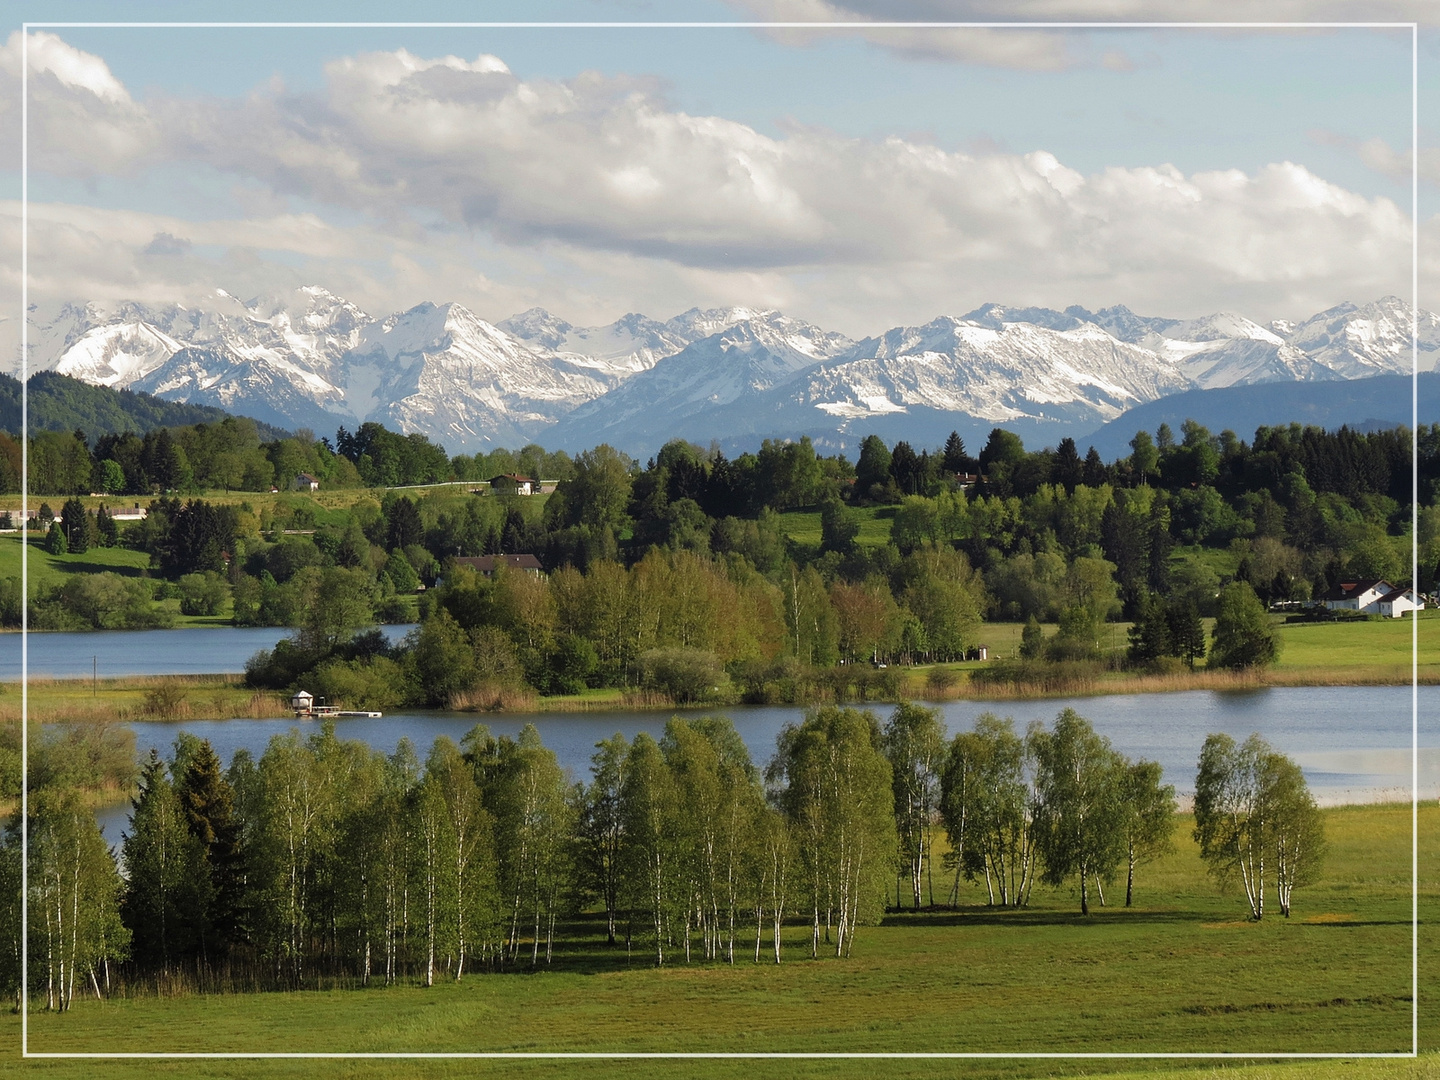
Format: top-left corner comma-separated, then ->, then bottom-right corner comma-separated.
452,554 -> 544,578
1319,579 -> 1425,618
294,473 -> 320,492
489,474 -> 534,495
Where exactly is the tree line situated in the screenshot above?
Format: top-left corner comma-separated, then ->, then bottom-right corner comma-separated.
6,418 -> 1428,695
0,706 -> 1323,1008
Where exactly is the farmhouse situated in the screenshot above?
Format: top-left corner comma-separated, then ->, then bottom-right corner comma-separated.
1318,579 -> 1424,617
294,472 -> 320,492
489,474 -> 534,495
1375,586 -> 1425,618
452,554 -> 544,577
1318,579 -> 1392,613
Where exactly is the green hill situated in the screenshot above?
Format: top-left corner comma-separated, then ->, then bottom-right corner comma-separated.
0,371 -> 292,441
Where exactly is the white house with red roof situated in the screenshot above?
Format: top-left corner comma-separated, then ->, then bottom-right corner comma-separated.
1319,579 -> 1424,617
1375,586 -> 1424,618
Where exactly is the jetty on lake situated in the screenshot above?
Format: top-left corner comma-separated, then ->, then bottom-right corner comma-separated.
290,690 -> 382,719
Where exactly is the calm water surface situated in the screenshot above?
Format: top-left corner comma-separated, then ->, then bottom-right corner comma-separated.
96,685 -> 1440,847
1,625 -> 416,679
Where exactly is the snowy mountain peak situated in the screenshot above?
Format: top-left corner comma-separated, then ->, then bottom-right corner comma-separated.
497,307 -> 574,350
1161,311 -> 1284,346
28,287 -> 1440,455
1287,295 -> 1440,378
665,306 -> 767,340
960,303 -> 1088,332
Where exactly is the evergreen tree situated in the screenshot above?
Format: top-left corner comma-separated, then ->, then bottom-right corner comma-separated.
122,752 -> 210,970
1210,582 -> 1281,669
1165,597 -> 1206,669
1018,615 -> 1045,660
43,520 -> 67,555
941,431 -> 970,475
176,740 -> 245,954
1082,446 -> 1108,487
386,496 -> 424,551
1126,595 -> 1172,664
60,497 -> 90,554
889,441 -> 923,495
855,435 -> 893,498
1053,438 -> 1083,494
95,504 -> 118,547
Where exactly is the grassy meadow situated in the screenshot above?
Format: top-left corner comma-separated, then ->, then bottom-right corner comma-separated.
0,801 -> 1430,1075
0,535 -> 233,629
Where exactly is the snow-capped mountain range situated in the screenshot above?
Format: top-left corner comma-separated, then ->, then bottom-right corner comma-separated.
22,287 -> 1439,454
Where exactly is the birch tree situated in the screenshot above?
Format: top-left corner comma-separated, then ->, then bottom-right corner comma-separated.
426,736 -> 496,977
1029,710 -> 1125,915
1194,734 -> 1324,920
882,702 -> 945,909
1267,754 -> 1325,918
939,714 -> 1035,907
489,725 -> 572,967
1117,759 -> 1176,907
769,707 -> 895,958
1193,733 -> 1270,919
619,732 -> 678,965
575,734 -> 628,944
31,791 -> 129,1010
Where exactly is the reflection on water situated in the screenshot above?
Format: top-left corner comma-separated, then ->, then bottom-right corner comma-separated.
1,625 -> 416,679
95,684 -> 1440,848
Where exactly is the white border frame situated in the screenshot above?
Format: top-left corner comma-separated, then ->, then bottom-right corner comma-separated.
16,16 -> 1422,1065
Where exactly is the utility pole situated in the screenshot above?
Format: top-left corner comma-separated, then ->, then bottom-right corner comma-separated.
93,655 -> 97,698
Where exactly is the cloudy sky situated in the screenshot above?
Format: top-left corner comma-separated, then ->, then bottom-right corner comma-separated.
2,0 -> 1436,361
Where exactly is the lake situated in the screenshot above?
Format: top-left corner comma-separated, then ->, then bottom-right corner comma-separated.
0,625 -> 416,679
95,684 -> 1440,848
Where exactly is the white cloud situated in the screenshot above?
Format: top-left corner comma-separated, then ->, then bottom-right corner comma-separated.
0,33 -> 1423,352
0,30 -> 158,176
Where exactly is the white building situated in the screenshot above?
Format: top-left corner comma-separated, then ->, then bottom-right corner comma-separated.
1375,587 -> 1425,618
1318,579 -> 1392,613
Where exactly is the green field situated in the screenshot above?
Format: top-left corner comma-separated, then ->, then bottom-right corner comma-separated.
1,801 -> 1431,1077
777,506 -> 896,549
1275,612 -> 1438,680
0,536 -> 231,628
0,535 -> 151,593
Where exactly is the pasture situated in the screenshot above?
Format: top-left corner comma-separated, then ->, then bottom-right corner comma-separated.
2,801 -> 1431,1076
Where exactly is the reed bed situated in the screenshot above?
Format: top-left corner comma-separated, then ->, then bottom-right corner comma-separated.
0,674 -> 289,724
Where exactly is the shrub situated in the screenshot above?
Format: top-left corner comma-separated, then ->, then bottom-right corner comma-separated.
178,571 -> 230,616
1210,581 -> 1282,670
309,656 -> 408,711
632,647 -> 729,704
143,684 -> 189,719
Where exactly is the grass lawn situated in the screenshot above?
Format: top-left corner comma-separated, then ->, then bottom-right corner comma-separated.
0,536 -> 233,629
777,506 -> 896,549
0,674 -> 287,726
1274,610 -> 1440,682
0,535 -> 151,594
2,801 -> 1430,1076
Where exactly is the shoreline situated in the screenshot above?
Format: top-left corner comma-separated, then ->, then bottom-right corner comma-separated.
1,666 -> 1431,726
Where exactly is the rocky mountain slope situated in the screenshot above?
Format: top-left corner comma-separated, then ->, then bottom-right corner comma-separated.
23,287 -> 1438,454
